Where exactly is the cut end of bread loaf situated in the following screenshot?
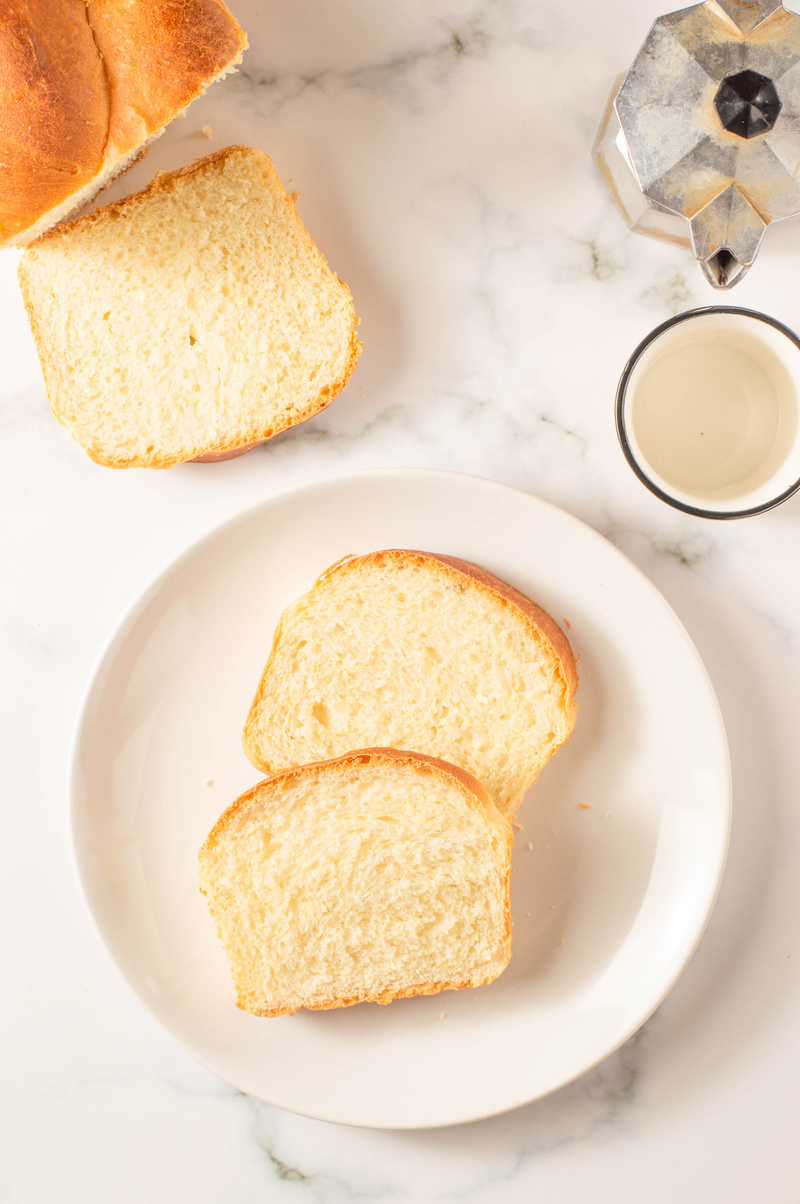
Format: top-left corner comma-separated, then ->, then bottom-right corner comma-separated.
198,749 -> 513,1017
0,0 -> 247,248
18,146 -> 361,467
243,550 -> 577,817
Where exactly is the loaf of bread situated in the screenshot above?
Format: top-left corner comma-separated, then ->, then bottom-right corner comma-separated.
18,146 -> 361,467
243,550 -> 578,816
0,0 -> 247,248
198,749 -> 513,1016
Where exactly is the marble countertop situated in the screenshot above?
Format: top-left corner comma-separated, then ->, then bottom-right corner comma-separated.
2,0 -> 799,1199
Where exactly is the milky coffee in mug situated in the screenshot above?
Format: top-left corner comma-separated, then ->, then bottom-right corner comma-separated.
616,308 -> 800,518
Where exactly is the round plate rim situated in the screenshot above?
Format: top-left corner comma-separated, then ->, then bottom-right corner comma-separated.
68,466 -> 732,1129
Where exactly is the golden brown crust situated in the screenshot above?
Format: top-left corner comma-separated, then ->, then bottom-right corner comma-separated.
24,144 -> 254,246
420,552 -> 579,711
180,314 -> 361,467
18,146 -> 362,468
239,970 -> 505,1018
86,0 -> 246,163
398,551 -> 578,771
203,747 -> 499,849
243,549 -> 578,776
0,0 -> 108,243
0,0 -> 246,247
200,748 -> 513,1017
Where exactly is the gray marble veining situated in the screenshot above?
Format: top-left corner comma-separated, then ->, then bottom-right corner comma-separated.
2,0 -> 800,1200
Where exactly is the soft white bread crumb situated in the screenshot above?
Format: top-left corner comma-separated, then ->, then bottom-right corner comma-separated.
18,146 -> 361,468
198,749 -> 513,1017
243,550 -> 578,817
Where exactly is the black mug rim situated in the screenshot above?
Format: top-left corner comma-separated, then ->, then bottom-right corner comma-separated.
615,305 -> 800,520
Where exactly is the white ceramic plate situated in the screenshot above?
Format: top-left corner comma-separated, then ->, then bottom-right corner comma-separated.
71,468 -> 730,1129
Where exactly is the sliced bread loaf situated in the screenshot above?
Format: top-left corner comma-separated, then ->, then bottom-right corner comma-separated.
18,146 -> 361,467
243,550 -> 578,816
198,749 -> 512,1017
1,0 -> 247,248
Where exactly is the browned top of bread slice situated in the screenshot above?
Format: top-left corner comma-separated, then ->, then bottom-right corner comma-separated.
428,552 -> 579,703
199,748 -> 513,1017
0,0 -> 246,247
244,549 -> 578,816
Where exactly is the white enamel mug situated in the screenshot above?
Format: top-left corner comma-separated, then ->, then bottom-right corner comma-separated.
616,306 -> 800,519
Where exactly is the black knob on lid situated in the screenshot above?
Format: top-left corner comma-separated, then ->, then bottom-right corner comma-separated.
714,69 -> 781,138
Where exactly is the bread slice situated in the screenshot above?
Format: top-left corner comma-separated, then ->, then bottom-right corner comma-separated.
198,749 -> 513,1017
1,0 -> 247,248
243,550 -> 578,817
18,146 -> 361,467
